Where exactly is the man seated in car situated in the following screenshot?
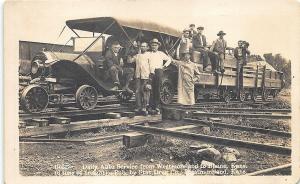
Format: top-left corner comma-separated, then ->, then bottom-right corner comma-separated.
104,41 -> 123,90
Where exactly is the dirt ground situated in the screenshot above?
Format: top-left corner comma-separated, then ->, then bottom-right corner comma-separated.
19,91 -> 291,176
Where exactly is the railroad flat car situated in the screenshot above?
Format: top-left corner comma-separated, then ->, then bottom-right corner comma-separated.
160,49 -> 284,104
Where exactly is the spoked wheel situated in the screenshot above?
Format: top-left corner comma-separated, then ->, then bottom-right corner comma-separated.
251,90 -> 259,102
160,79 -> 174,105
262,89 -> 271,101
238,89 -> 246,102
20,85 -> 49,113
271,90 -> 278,99
117,91 -> 133,103
76,85 -> 98,110
220,88 -> 231,103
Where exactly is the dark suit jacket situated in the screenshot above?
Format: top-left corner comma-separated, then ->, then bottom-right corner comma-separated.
192,34 -> 207,48
104,49 -> 121,69
234,47 -> 250,60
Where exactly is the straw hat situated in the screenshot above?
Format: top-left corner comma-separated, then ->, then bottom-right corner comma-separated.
150,38 -> 161,46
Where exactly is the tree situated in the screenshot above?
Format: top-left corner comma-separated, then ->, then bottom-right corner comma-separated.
263,53 -> 291,88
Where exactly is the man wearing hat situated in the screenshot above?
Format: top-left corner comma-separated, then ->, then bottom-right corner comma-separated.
192,26 -> 209,70
189,24 -> 197,39
177,28 -> 192,59
148,38 -> 172,114
210,30 -> 227,73
104,41 -> 123,90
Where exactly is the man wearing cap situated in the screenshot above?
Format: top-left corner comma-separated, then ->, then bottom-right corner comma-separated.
148,38 -> 172,113
177,29 -> 192,59
133,42 -> 151,115
210,30 -> 227,73
189,24 -> 197,39
104,41 -> 123,89
192,26 -> 209,71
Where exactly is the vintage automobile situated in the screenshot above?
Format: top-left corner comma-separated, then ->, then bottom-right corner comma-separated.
160,49 -> 285,104
20,17 -> 181,113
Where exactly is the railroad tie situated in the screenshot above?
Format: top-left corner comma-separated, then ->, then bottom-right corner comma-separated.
26,119 -> 49,127
49,117 -> 71,124
105,112 -> 121,119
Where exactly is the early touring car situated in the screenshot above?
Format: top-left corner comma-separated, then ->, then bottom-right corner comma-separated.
20,17 -> 181,113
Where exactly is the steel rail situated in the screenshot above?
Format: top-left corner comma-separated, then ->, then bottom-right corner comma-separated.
193,111 -> 291,120
165,100 -> 272,107
19,105 -> 133,120
129,124 -> 291,155
247,163 -> 291,176
183,118 -> 291,138
179,107 -> 291,113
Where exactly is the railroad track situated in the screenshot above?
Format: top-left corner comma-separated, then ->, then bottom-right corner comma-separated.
128,119 -> 291,155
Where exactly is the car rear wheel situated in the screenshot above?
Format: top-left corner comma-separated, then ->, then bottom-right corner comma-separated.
160,79 -> 174,105
76,85 -> 98,110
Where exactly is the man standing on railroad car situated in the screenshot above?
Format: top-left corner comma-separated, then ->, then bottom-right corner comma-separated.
189,24 -> 198,39
148,38 -> 172,114
234,40 -> 251,95
177,29 -> 192,60
133,42 -> 151,115
104,41 -> 123,90
210,31 -> 227,73
192,26 -> 209,71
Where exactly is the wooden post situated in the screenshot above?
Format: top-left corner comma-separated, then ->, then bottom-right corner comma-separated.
254,65 -> 259,91
261,65 -> 267,95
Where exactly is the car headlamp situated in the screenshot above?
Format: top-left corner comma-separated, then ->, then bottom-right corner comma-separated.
31,60 -> 41,74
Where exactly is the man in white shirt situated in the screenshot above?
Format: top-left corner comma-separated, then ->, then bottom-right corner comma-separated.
134,42 -> 151,115
148,38 -> 172,114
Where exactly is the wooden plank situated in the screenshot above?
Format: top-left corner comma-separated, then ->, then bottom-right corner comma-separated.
19,115 -> 161,137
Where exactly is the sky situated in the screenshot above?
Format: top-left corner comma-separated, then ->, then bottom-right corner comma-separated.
8,0 -> 300,61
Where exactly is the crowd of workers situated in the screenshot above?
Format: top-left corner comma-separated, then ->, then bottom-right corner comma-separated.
103,24 -> 250,115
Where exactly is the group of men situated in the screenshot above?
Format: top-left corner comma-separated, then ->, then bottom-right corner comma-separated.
103,25 -> 251,114
178,24 -> 229,73
104,38 -> 172,115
